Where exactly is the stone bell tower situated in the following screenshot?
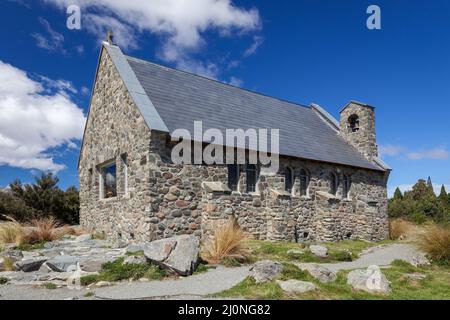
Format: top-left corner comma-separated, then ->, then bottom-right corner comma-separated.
340,101 -> 378,160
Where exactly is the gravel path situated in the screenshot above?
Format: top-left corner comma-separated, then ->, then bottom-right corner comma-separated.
297,243 -> 421,272
94,265 -> 250,300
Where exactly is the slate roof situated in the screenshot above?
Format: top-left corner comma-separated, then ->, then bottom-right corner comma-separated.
105,43 -> 384,171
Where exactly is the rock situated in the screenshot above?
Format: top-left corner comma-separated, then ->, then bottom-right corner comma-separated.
1,250 -> 23,262
252,198 -> 262,207
250,260 -> 283,283
80,258 -> 114,272
164,193 -> 178,201
403,273 -> 427,281
144,235 -> 200,276
94,281 -> 112,288
406,253 -> 430,267
297,263 -> 336,283
276,280 -> 317,294
309,245 -> 328,258
45,256 -> 80,272
14,258 -> 47,272
126,243 -> 145,254
175,200 -> 189,208
123,255 -> 147,265
75,234 -> 92,242
287,249 -> 304,255
169,186 -> 179,195
347,265 -> 390,294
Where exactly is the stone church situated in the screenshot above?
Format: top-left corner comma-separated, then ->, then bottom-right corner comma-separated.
78,39 -> 391,243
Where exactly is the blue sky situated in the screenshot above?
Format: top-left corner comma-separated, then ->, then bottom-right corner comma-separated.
0,0 -> 449,196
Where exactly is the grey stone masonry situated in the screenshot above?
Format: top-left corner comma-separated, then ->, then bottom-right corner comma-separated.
78,47 -> 390,244
340,101 -> 378,160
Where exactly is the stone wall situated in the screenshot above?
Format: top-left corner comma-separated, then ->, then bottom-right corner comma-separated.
79,50 -> 389,244
340,102 -> 378,160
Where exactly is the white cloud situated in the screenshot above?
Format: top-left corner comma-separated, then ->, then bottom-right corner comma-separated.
407,147 -> 450,160
228,76 -> 243,87
32,17 -> 66,53
380,144 -> 449,160
379,144 -> 405,157
243,35 -> 264,58
0,60 -> 86,172
43,0 -> 261,78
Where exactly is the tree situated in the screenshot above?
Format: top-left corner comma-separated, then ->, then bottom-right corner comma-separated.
439,185 -> 448,203
8,173 -> 79,224
393,187 -> 403,200
427,176 -> 434,191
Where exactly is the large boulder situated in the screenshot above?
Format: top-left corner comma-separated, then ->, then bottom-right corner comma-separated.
250,260 -> 283,283
347,265 -> 390,294
276,280 -> 317,294
309,245 -> 328,258
13,258 -> 47,272
144,235 -> 200,276
296,263 -> 336,283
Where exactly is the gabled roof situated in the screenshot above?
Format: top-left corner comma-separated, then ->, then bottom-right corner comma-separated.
104,43 -> 385,172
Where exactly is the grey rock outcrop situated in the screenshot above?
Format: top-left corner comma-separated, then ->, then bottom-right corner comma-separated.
250,260 -> 283,283
276,279 -> 317,294
347,265 -> 390,294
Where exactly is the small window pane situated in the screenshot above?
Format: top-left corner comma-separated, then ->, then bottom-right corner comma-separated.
285,167 -> 293,192
246,164 -> 257,193
228,164 -> 239,191
329,173 -> 337,195
299,169 -> 309,196
102,163 -> 117,198
343,175 -> 351,199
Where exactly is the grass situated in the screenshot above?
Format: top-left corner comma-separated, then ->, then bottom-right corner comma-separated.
16,241 -> 46,251
1,257 -> 15,271
80,257 -> 167,286
215,255 -> 450,300
0,218 -> 77,247
417,224 -> 450,263
83,292 -> 95,298
42,282 -> 58,290
201,216 -> 249,265
0,277 -> 8,285
246,239 -> 389,264
390,218 -> 420,240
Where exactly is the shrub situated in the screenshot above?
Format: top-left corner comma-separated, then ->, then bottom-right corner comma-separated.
1,257 -> 15,271
22,217 -> 74,243
417,225 -> 450,262
389,218 -> 417,240
0,222 -> 24,244
0,277 -> 8,285
42,282 -> 57,290
333,250 -> 353,262
201,216 -> 249,264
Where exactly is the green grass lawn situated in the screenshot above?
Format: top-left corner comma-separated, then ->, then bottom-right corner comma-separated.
246,239 -> 394,264
215,240 -> 450,300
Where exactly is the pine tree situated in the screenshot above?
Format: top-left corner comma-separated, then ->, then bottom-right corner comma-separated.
393,187 -> 403,200
438,185 -> 447,203
427,176 -> 434,193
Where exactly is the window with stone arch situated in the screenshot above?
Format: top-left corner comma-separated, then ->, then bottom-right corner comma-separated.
246,164 -> 259,193
343,174 -> 351,199
284,167 -> 294,193
348,114 -> 360,133
299,169 -> 310,197
329,172 -> 338,196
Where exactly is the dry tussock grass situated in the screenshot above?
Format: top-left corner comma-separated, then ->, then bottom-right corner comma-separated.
389,218 -> 424,240
201,216 -> 249,264
0,217 -> 79,245
417,224 -> 450,262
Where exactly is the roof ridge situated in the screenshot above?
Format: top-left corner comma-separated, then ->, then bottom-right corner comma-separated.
125,55 -> 312,111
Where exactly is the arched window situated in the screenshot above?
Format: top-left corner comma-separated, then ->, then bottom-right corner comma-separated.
343,174 -> 351,199
246,164 -> 258,193
285,167 -> 293,193
329,172 -> 338,196
299,169 -> 309,197
348,114 -> 360,133
227,164 -> 240,191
